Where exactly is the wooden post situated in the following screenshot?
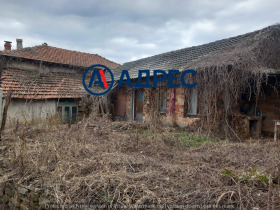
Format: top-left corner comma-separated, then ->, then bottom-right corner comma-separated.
0,90 -> 12,140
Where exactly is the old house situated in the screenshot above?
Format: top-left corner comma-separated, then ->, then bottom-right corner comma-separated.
112,25 -> 280,138
0,40 -> 119,123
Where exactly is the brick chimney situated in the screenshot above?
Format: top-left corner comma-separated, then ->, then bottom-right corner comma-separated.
4,41 -> 12,51
16,39 -> 23,49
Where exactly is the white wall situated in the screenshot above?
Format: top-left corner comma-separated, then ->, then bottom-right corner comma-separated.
7,99 -> 57,123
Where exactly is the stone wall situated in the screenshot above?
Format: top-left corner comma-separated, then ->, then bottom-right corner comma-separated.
117,84 -> 280,135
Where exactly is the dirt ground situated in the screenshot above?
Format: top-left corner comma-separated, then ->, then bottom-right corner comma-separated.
0,117 -> 280,209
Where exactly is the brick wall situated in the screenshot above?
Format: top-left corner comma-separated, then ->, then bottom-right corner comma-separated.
121,87 -> 199,127
118,85 -> 280,134
160,87 -> 200,126
125,90 -> 132,120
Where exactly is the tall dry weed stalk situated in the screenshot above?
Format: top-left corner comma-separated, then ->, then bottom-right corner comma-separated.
145,87 -> 165,131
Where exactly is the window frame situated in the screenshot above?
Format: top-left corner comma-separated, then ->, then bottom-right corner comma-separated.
188,88 -> 198,116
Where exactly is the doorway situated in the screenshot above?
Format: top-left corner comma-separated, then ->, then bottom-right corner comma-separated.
134,89 -> 144,122
57,102 -> 78,124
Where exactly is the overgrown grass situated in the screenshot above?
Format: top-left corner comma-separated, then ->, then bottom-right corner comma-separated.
137,130 -> 219,148
163,132 -> 219,148
140,129 -> 154,137
1,119 -> 280,209
178,132 -> 219,148
132,129 -> 154,138
221,166 -> 272,186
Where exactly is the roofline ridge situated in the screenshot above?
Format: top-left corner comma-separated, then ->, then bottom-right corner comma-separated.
36,45 -> 120,66
93,53 -> 121,66
1,44 -> 120,67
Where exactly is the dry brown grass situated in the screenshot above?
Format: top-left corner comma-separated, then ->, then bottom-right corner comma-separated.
0,116 -> 280,209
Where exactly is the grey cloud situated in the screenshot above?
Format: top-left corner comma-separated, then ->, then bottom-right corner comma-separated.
0,0 -> 279,64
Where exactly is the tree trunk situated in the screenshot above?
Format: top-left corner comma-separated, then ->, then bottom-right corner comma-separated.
0,90 -> 12,140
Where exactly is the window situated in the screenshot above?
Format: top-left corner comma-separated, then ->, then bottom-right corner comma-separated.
188,88 -> 198,115
184,89 -> 209,116
156,88 -> 167,113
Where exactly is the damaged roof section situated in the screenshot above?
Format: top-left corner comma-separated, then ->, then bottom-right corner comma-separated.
1,69 -> 86,99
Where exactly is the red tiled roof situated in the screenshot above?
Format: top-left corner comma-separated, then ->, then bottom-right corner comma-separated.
1,69 -> 86,99
1,44 -> 120,69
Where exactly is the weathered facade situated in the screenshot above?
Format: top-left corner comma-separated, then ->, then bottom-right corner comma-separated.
112,25 -> 280,138
0,41 -> 119,123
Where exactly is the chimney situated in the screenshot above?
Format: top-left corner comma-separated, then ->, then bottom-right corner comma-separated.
4,41 -> 12,51
16,39 -> 23,49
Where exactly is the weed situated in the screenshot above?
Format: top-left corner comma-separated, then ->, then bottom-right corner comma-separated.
178,132 -> 218,148
139,129 -> 154,138
100,190 -> 113,205
221,166 -> 271,186
221,168 -> 239,181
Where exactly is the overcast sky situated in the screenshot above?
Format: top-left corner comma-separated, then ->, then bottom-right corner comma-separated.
0,0 -> 279,64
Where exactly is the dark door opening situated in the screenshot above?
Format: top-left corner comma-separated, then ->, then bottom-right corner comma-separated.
58,102 -> 78,124
134,89 -> 143,122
